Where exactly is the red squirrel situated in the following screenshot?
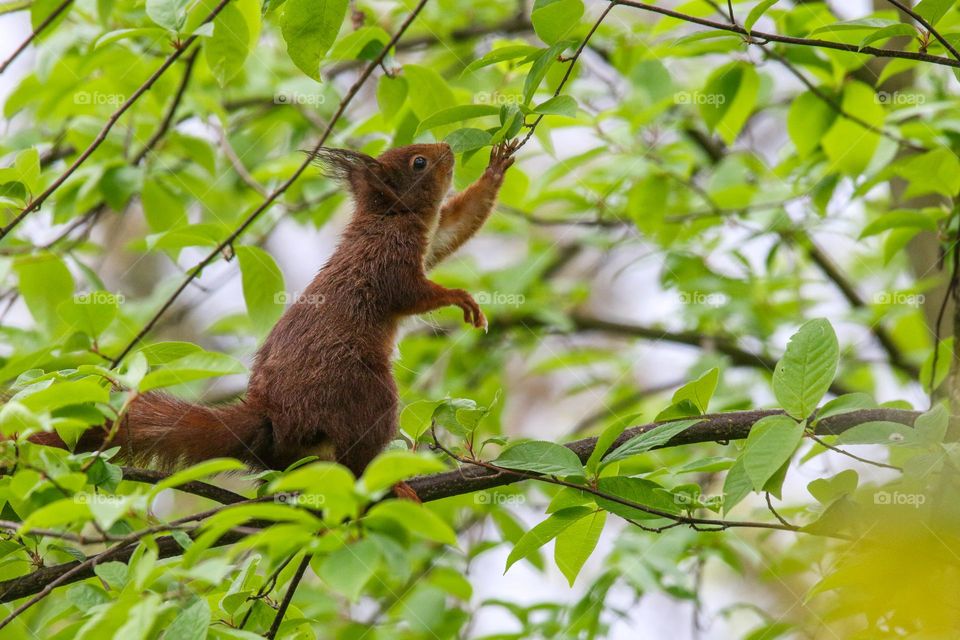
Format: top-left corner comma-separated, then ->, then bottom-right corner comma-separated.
35,141 -> 516,477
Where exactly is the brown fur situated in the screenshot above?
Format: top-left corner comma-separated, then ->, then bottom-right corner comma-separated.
34,142 -> 514,476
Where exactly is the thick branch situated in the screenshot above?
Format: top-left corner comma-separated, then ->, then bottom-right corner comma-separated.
0,407 -> 931,603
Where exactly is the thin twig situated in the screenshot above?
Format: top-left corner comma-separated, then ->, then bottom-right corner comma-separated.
0,0 -> 73,74
265,554 -> 311,639
517,2 -> 615,150
613,0 -> 960,69
885,0 -> 960,61
762,46 -> 926,153
807,433 -> 902,471
764,493 -> 794,528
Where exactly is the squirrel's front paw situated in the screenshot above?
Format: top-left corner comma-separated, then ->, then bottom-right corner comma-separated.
450,289 -> 486,330
485,141 -> 518,182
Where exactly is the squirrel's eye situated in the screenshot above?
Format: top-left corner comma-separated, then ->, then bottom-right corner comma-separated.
412,156 -> 428,170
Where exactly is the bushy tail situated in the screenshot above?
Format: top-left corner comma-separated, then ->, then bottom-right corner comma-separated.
31,393 -> 274,470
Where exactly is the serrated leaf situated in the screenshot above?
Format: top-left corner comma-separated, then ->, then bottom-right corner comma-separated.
772,318 -> 839,419
494,441 -> 584,477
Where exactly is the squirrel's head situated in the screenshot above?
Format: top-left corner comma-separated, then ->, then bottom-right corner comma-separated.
311,143 -> 454,217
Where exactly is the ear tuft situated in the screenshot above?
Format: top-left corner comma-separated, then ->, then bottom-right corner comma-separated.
304,148 -> 379,184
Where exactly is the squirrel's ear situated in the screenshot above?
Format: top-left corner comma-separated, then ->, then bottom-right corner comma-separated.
307,148 -> 381,184
308,147 -> 402,211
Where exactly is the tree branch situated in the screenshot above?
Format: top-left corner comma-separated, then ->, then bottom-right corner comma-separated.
0,407 -> 935,604
613,0 -> 960,69
0,0 -> 73,74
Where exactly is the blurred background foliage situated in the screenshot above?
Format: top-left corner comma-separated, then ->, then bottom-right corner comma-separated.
0,0 -> 959,638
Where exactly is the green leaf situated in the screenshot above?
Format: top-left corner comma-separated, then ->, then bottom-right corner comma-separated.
893,147 -> 960,199
859,209 -> 939,238
0,401 -> 42,437
462,45 -> 540,76
505,506 -> 592,571
403,65 -> 457,121
532,95 -> 577,117
360,450 -> 445,493
699,62 -> 759,145
859,23 -> 918,48
835,421 -> 917,446
14,253 -> 73,336
445,128 -> 493,153
205,0 -> 261,86
141,178 -> 185,232
921,337 -> 953,392
787,90 -> 837,157
809,18 -> 900,36
554,510 -> 605,586
915,0 -> 955,25
21,498 -> 90,533
430,397 -> 491,437
13,148 -> 40,194
164,597 -> 211,640
915,404 -> 948,445
808,469 -> 859,505
139,351 -> 247,391
524,41 -> 568,105
585,420 -> 627,474
146,0 -> 189,30
494,441 -> 584,477
21,378 -> 109,412
821,81 -> 883,176
416,105 -> 500,134
595,476 -> 681,520
772,318 -> 839,420
236,246 -> 286,338
279,0 -> 347,81
365,501 -> 457,545
531,0 -> 584,45
742,415 -> 804,491
722,458 -> 753,514
58,290 -> 119,338
150,458 -> 247,498
671,367 -> 719,414
318,539 -> 380,601
602,419 -> 701,465
377,75 -> 407,122
745,0 -> 779,33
